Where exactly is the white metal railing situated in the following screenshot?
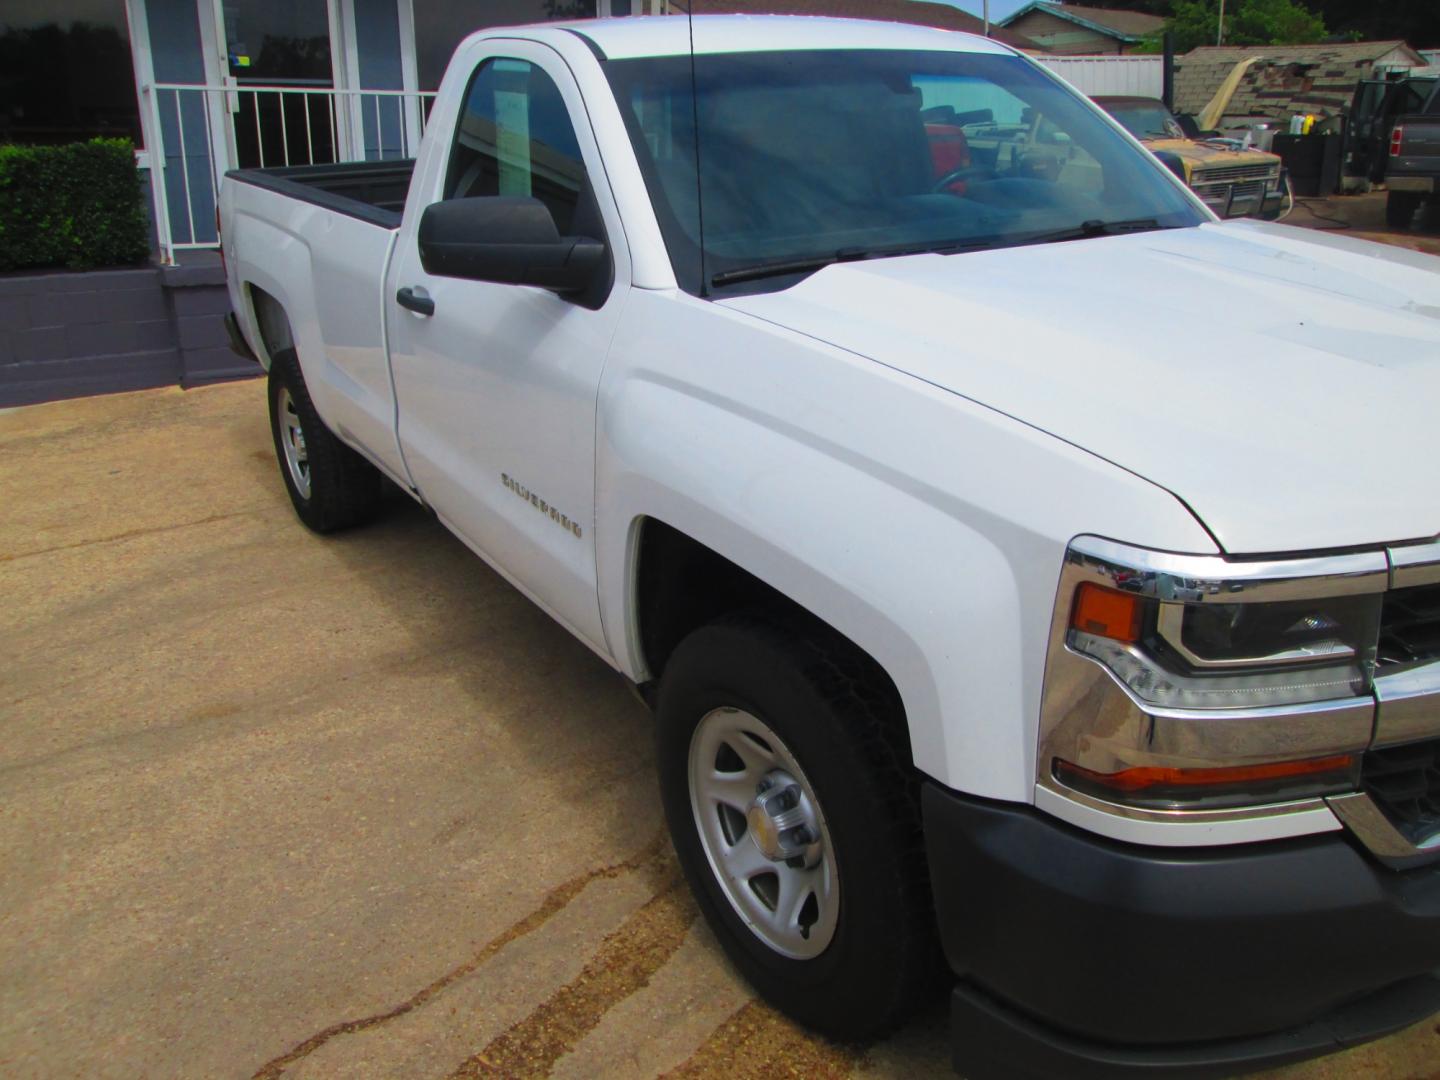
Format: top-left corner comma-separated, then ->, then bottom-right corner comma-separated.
140,82 -> 437,264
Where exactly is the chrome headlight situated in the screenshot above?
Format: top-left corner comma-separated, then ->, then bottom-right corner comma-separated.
1070,586 -> 1381,710
1040,538 -> 1386,812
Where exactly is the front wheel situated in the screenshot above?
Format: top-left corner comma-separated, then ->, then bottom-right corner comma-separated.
656,617 -> 941,1041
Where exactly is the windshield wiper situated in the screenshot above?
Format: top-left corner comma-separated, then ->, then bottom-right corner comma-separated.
711,251 -> 863,287
1020,218 -> 1180,246
711,238 -> 992,288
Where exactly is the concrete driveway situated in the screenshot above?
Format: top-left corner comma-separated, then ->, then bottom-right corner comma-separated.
2,381 -> 1436,1079
1285,189 -> 1440,256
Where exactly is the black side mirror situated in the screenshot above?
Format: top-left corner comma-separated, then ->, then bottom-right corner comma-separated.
418,196 -> 607,298
1151,150 -> 1189,183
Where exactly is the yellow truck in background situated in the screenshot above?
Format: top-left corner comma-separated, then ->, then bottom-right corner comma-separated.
1095,95 -> 1291,219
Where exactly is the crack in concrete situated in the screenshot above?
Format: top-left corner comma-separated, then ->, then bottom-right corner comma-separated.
249,829 -> 669,1080
0,506 -> 277,564
448,875 -> 695,1079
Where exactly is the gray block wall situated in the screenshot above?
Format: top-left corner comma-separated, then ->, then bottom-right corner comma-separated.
161,256 -> 260,389
0,253 -> 260,408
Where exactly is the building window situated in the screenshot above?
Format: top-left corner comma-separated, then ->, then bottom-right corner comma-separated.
219,0 -> 336,168
221,0 -> 334,86
0,0 -> 142,145
411,0 -> 597,91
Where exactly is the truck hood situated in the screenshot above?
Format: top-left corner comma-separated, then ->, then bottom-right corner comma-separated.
1141,138 -> 1280,172
721,220 -> 1440,554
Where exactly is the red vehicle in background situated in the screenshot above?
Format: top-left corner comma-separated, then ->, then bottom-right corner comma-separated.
927,120 -> 972,191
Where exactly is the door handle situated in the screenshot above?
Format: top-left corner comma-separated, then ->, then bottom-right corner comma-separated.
396,286 -> 434,316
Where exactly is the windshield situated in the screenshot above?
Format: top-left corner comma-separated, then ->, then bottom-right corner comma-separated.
1101,100 -> 1185,141
604,49 -> 1205,295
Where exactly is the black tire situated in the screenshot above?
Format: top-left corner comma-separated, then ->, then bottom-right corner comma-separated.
267,348 -> 382,533
656,616 -> 942,1042
1386,190 -> 1421,229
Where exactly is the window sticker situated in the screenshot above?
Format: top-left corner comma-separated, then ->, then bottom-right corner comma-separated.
494,60 -> 532,198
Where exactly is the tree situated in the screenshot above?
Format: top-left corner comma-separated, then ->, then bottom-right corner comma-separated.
1229,0 -> 1328,44
1165,0 -> 1327,52
1307,0 -> 1439,45
1085,0 -> 1171,11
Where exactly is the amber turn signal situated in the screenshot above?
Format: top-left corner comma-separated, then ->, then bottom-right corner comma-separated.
1054,754 -> 1359,810
1071,582 -> 1142,643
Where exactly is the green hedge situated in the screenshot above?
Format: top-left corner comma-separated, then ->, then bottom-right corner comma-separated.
0,139 -> 150,273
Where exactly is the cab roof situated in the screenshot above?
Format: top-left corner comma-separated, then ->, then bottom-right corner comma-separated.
521,14 -> 1018,61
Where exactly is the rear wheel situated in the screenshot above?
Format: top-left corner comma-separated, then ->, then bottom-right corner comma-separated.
1386,190 -> 1422,229
656,616 -> 941,1041
267,348 -> 382,533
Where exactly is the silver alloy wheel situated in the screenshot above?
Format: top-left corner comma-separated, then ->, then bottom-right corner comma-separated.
688,706 -> 839,959
277,387 -> 311,499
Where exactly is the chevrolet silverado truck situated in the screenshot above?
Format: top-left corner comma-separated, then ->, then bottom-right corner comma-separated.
1094,95 -> 1289,220
219,16 -> 1440,1078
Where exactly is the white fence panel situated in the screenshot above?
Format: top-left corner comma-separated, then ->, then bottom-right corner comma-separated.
1034,56 -> 1164,99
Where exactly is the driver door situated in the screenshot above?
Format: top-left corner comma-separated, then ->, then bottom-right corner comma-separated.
386,43 -> 629,653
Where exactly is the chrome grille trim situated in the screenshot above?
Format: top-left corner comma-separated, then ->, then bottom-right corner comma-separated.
1374,662 -> 1440,748
1377,584 -> 1440,670
1328,791 -> 1440,869
1379,542 -> 1440,670
1390,538 -> 1440,590
1338,739 -> 1440,868
1192,163 -> 1281,185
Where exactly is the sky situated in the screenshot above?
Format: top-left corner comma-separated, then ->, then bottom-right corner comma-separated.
921,0 -> 1036,24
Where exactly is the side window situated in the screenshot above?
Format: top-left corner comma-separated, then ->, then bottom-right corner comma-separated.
444,58 -> 588,235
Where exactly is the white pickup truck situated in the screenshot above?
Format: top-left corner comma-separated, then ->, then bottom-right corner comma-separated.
220,15 -> 1440,1078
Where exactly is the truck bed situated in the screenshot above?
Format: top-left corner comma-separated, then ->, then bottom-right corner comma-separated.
225,160 -> 414,229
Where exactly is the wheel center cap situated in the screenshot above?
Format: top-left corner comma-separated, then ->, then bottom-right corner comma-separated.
746,769 -> 818,863
746,804 -> 783,859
